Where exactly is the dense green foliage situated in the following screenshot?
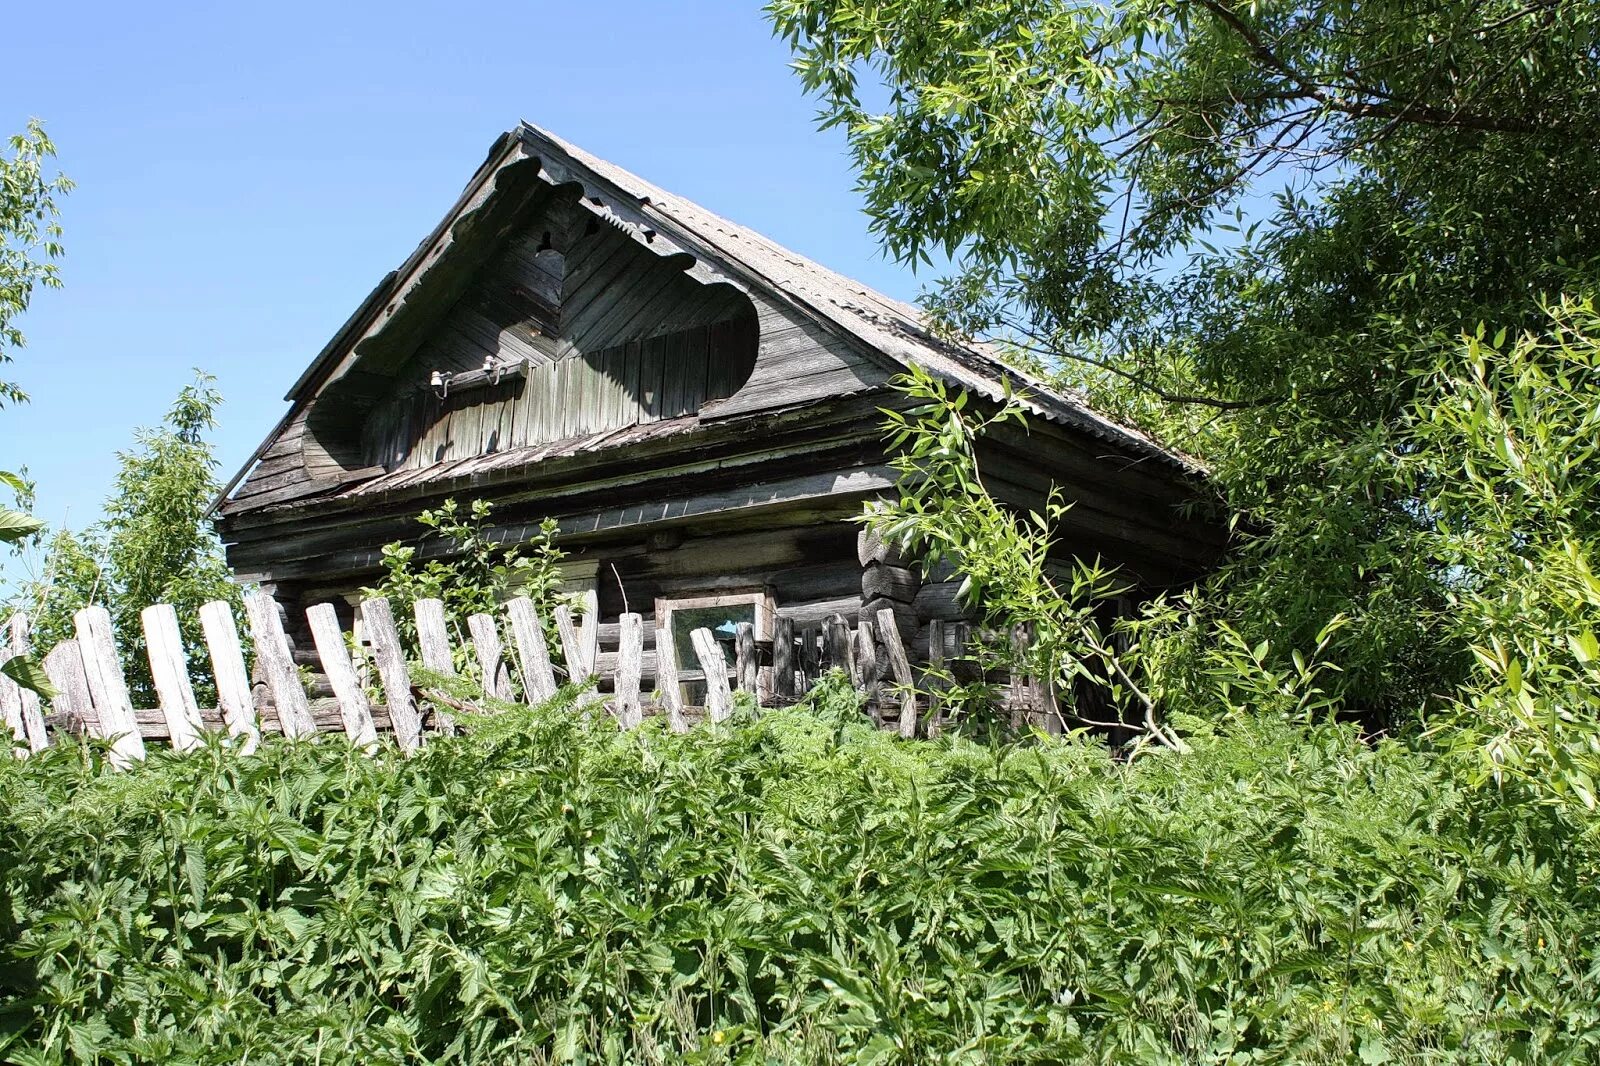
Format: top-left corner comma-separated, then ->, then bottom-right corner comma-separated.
364,499 -> 568,677
0,121 -> 69,696
771,0 -> 1600,804
13,375 -> 239,704
1,685 -> 1595,1064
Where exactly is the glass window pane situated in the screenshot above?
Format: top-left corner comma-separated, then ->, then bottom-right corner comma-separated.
670,603 -> 755,672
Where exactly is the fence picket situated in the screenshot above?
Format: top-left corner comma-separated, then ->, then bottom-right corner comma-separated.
8,615 -> 48,752
412,599 -> 458,734
825,614 -> 853,677
360,597 -> 423,752
925,618 -> 946,739
244,591 -> 316,738
141,604 -> 205,753
0,661 -> 24,757
773,615 -> 795,702
655,625 -> 688,733
554,604 -> 590,682
876,608 -> 918,739
505,597 -> 557,702
73,606 -> 146,766
467,613 -> 512,701
853,618 -> 879,701
199,600 -> 260,753
306,603 -> 378,749
615,612 -> 643,729
735,621 -> 758,702
690,626 -> 734,722
42,640 -> 94,737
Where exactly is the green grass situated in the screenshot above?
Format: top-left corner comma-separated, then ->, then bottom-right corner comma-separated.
1,677 -> 1595,1064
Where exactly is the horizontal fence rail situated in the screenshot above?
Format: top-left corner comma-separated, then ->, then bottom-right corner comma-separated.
2,592 -> 988,766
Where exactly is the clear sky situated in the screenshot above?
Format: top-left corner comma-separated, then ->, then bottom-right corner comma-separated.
2,1 -> 917,588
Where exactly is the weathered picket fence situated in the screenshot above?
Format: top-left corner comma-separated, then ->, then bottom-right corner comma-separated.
0,592 -> 959,767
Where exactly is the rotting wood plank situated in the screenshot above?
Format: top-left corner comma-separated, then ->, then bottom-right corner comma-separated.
361,597 -> 424,752
773,615 -> 795,702
141,604 -> 206,753
554,604 -> 591,683
42,640 -> 94,738
73,606 -> 146,766
655,624 -> 688,732
412,598 -> 458,734
506,596 -> 557,701
467,612 -> 512,700
244,591 -> 317,739
877,607 -> 918,739
690,626 -> 734,722
615,612 -> 643,728
307,602 -> 379,749
735,621 -> 758,705
7,615 -> 49,752
199,600 -> 260,753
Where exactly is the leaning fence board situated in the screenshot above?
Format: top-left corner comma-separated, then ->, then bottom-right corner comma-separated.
199,600 -> 260,753
655,625 -> 688,732
615,612 -> 643,729
853,618 -> 880,699
554,604 -> 590,682
141,604 -> 205,753
42,640 -> 94,736
73,606 -> 146,766
359,597 -> 424,752
825,614 -> 853,677
467,613 -> 512,700
307,603 -> 379,749
735,621 -> 758,702
506,596 -> 557,701
244,591 -> 316,738
8,615 -> 48,752
690,627 -> 734,722
877,607 -> 919,739
925,618 -> 946,740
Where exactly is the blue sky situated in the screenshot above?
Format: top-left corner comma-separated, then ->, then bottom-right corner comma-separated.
2,1 -> 917,587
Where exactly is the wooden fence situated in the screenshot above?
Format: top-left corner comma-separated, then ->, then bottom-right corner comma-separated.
1,591 -> 965,766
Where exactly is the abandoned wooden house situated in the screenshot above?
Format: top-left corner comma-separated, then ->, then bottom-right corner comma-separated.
214,123 -> 1224,716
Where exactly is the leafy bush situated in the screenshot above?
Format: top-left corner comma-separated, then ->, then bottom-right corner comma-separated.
1,686 -> 1594,1064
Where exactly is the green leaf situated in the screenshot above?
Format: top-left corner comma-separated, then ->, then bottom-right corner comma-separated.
1,652 -> 55,699
0,507 -> 44,543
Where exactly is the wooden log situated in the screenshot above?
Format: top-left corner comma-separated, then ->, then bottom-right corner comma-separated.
856,522 -> 907,567
853,618 -> 880,703
505,596 -> 557,702
73,606 -> 146,766
912,580 -> 970,622
244,591 -> 316,739
141,603 -> 206,753
861,597 -> 917,639
735,621 -> 758,702
655,625 -> 688,733
466,613 -> 512,701
615,612 -> 643,729
690,627 -> 734,722
359,597 -> 423,752
199,600 -> 260,753
878,607 -> 919,739
554,603 -> 590,681
824,613 -> 854,676
42,640 -> 94,737
772,615 -> 795,702
306,602 -> 379,749
861,563 -> 918,604
7,615 -> 48,752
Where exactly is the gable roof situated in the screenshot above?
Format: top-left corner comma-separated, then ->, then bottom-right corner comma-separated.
218,124 -> 1197,513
